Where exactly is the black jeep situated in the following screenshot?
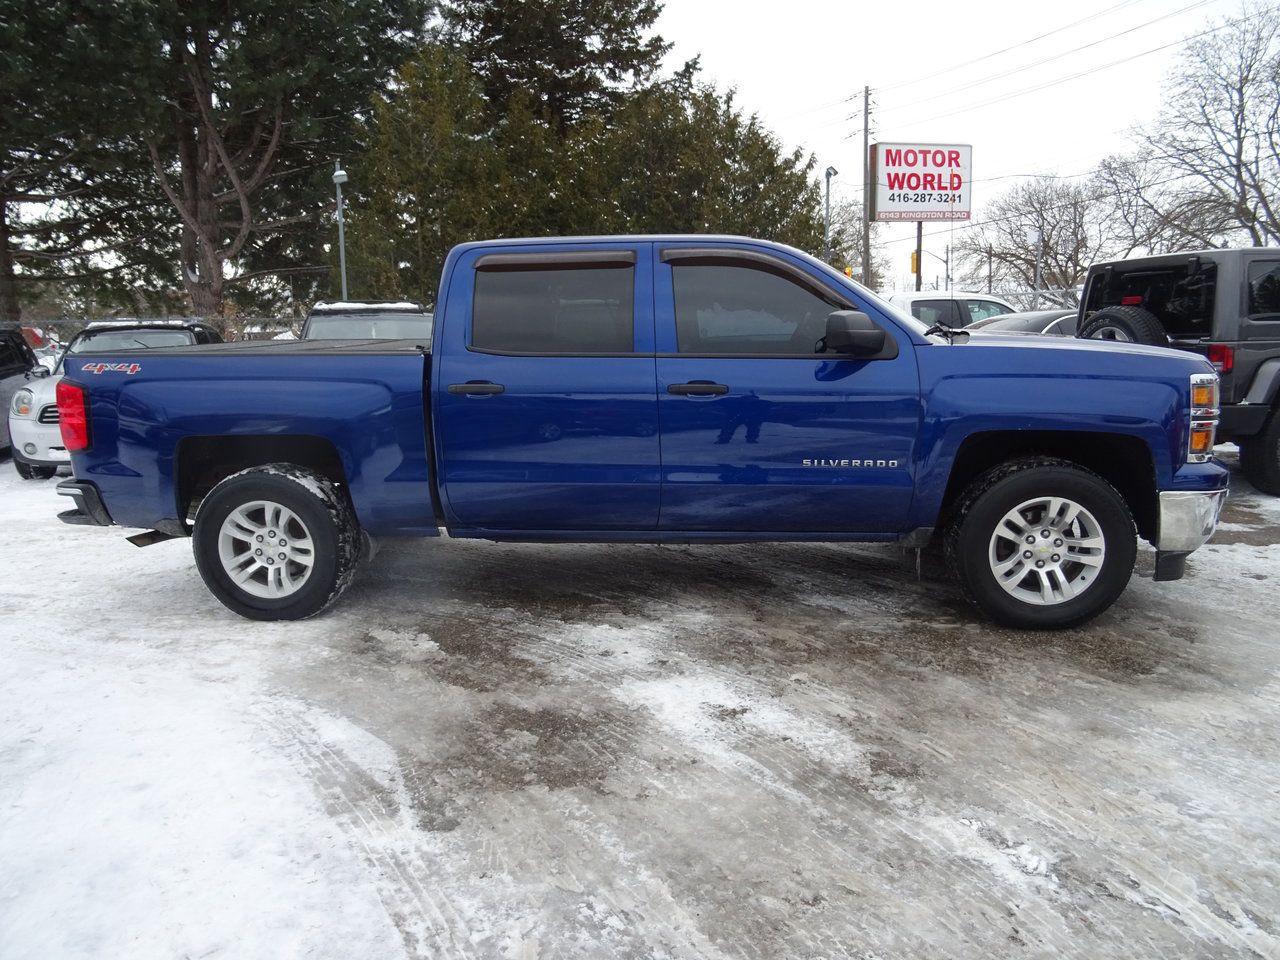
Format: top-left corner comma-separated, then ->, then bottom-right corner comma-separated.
1077,249 -> 1280,494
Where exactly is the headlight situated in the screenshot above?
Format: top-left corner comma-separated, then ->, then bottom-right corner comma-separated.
11,388 -> 34,417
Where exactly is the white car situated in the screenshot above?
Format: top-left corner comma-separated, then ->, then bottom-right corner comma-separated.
885,291 -> 1017,328
8,320 -> 222,480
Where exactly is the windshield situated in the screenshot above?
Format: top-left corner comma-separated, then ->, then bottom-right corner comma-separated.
59,328 -> 196,372
304,312 -> 433,340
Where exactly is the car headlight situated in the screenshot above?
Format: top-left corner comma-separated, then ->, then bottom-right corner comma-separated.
11,388 -> 34,417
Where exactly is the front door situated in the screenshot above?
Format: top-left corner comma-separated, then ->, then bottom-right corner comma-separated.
434,243 -> 660,532
654,245 -> 921,534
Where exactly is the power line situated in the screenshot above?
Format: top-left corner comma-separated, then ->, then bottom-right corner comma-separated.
877,168 -> 1193,247
882,0 -> 1215,116
888,5 -> 1277,130
877,0 -> 1149,93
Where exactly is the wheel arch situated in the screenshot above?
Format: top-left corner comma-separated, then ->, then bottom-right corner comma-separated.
937,430 -> 1158,543
175,435 -> 347,530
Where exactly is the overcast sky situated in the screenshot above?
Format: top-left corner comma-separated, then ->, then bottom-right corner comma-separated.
656,0 -> 1245,290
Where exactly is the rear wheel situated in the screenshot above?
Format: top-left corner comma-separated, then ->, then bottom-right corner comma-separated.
945,459 -> 1137,629
193,464 -> 361,620
1240,412 -> 1280,495
1078,305 -> 1167,346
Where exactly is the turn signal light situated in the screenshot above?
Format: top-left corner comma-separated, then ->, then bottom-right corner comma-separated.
56,380 -> 90,452
1188,422 -> 1216,458
1190,380 -> 1218,412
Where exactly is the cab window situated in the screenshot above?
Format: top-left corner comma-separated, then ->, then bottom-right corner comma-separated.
472,264 -> 634,354
964,299 -> 1012,324
671,263 -> 844,356
910,299 -> 963,327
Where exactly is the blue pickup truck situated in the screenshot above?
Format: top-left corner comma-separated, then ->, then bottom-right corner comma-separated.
54,236 -> 1228,629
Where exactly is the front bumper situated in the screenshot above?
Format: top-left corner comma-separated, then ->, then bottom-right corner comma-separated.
1153,489 -> 1227,581
8,414 -> 69,466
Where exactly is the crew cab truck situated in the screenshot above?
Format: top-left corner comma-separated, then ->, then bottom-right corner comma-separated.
1077,248 -> 1280,494
55,236 -> 1228,629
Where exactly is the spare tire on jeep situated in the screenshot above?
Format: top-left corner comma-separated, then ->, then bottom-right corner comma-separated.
1078,305 -> 1168,346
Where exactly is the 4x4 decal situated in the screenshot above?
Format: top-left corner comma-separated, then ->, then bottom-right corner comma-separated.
81,362 -> 142,375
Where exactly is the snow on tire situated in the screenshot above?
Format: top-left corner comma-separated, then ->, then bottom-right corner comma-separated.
193,463 -> 362,621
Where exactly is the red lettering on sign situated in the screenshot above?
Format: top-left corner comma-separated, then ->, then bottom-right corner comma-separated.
885,148 -> 902,166
887,171 -> 906,189
906,172 -> 921,190
923,173 -> 936,189
948,149 -> 960,167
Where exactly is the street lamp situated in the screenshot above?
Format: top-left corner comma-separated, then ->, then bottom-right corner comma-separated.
823,166 -> 838,263
333,161 -> 349,301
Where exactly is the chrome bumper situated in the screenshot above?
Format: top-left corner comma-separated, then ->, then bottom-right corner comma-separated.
1157,489 -> 1227,553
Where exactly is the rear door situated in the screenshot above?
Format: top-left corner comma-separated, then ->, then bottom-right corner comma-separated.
434,242 -> 660,532
653,244 -> 921,534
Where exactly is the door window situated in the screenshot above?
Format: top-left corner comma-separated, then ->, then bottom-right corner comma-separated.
1247,261 -> 1280,317
671,264 -> 844,356
963,299 -> 1012,324
472,264 -> 634,354
910,299 -> 963,327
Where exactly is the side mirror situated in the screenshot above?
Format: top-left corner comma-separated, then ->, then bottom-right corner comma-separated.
823,310 -> 886,356
34,359 -> 54,377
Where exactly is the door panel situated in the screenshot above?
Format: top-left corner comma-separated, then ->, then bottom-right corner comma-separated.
435,243 -> 660,531
654,246 -> 921,533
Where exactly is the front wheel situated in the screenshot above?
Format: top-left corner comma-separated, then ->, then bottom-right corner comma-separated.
193,464 -> 362,621
945,459 -> 1137,629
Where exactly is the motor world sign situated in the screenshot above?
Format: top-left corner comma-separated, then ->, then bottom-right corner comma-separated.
871,142 -> 972,221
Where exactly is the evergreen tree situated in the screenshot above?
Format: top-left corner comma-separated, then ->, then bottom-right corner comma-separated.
0,2 -> 172,321
442,0 -> 670,130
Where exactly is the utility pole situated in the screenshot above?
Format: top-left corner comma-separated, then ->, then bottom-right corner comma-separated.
333,161 -> 349,301
1030,228 -> 1043,309
944,244 -> 951,291
861,85 -> 872,287
823,166 -> 838,262
914,222 -> 923,292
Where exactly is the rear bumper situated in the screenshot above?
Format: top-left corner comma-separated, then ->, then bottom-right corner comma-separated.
57,479 -> 114,526
1219,404 -> 1269,439
1153,488 -> 1227,581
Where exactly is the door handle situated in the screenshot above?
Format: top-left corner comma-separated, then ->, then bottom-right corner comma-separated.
447,381 -> 505,396
667,381 -> 728,396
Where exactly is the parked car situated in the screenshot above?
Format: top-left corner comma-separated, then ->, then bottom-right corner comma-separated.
56,235 -> 1226,630
1076,249 -> 1280,494
301,301 -> 433,340
8,319 -> 221,480
885,291 -> 1016,328
0,322 -> 39,457
969,309 -> 1077,336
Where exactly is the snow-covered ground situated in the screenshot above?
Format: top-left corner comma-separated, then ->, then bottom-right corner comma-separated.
2,452 -> 1279,959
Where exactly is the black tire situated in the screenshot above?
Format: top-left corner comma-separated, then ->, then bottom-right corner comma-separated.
944,458 -> 1137,629
1239,411 -> 1280,495
1078,305 -> 1168,346
192,464 -> 362,621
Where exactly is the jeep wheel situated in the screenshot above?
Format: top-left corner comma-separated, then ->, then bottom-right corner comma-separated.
945,458 -> 1137,629
193,464 -> 362,620
1078,305 -> 1167,347
1240,413 -> 1280,495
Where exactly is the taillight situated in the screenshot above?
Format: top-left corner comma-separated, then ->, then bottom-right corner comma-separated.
1120,295 -> 1143,306
1206,343 -> 1234,373
56,380 -> 91,452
